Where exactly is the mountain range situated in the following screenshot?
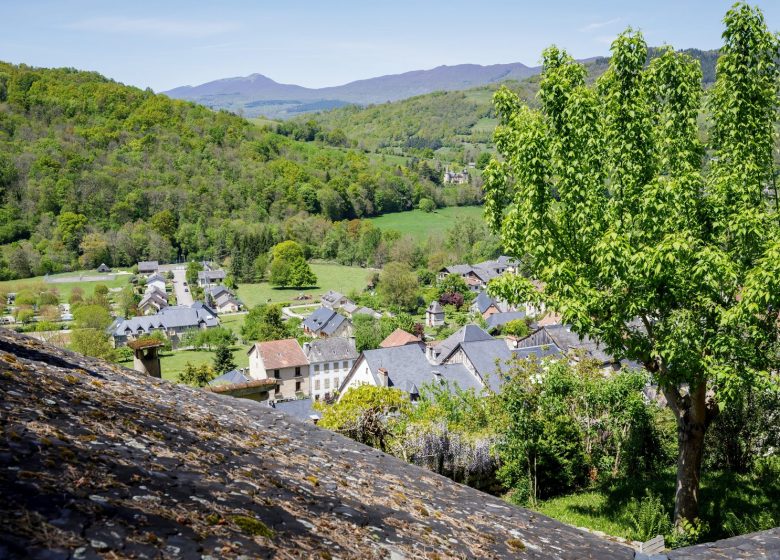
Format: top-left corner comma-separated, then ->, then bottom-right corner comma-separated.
163,62 -> 540,119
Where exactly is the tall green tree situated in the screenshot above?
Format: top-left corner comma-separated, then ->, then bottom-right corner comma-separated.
484,4 -> 779,526
268,240 -> 317,288
213,342 -> 237,375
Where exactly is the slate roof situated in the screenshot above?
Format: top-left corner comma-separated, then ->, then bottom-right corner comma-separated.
302,307 -> 348,336
474,291 -> 497,314
137,260 -> 158,272
146,272 -> 166,284
320,290 -> 345,306
190,301 -> 218,319
270,398 -> 322,422
380,328 -> 422,348
457,338 -> 516,392
486,311 -> 527,331
251,338 -> 308,370
432,324 -> 494,363
513,343 -> 564,361
542,325 -> 615,364
355,344 -> 482,395
427,300 -> 444,314
0,328 -> 772,559
440,264 -> 474,276
209,368 -> 250,386
198,269 -> 226,282
110,306 -> 218,337
206,285 -> 231,300
303,337 -> 358,364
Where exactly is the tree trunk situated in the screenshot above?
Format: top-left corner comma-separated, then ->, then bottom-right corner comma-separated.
663,381 -> 719,526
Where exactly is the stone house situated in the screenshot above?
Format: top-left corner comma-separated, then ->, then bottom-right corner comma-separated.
425,301 -> 445,327
248,338 -> 310,400
303,337 -> 358,401
301,307 -> 352,338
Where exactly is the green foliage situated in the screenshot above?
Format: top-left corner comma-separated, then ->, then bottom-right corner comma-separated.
240,304 -> 289,342
625,491 -> 672,542
72,304 -> 111,329
186,261 -> 202,286
317,385 -> 411,451
377,261 -> 419,311
269,241 -> 317,288
496,359 -> 662,505
485,4 -> 779,523
183,326 -> 237,350
70,328 -> 115,361
213,342 -> 237,375
177,362 -> 215,387
501,319 -> 530,338
418,198 -> 436,213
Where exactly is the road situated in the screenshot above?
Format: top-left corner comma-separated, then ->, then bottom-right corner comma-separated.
171,267 -> 194,306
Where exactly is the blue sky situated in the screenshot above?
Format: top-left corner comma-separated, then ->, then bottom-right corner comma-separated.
3,1 -> 778,92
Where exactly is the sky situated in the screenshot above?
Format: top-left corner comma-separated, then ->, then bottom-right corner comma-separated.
3,0 -> 779,92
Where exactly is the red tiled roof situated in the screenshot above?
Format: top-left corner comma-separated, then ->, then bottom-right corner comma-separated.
379,328 -> 421,348
251,338 -> 308,369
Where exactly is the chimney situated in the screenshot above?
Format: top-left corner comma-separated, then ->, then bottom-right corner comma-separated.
378,367 -> 389,387
431,371 -> 443,384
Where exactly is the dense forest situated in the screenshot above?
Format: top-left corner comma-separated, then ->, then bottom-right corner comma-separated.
0,62 -> 483,280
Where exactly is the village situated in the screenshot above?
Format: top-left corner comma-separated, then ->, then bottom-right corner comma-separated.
90,253 -> 627,424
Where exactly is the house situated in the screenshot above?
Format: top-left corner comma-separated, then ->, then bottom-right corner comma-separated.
109,305 -> 219,348
137,261 -> 159,275
472,291 -> 502,318
197,269 -> 226,288
138,288 -> 168,315
321,290 -> 350,310
145,273 -> 166,294
301,307 -> 352,338
191,301 -> 219,320
511,324 -> 621,370
437,256 -> 520,291
206,285 -> 243,314
443,168 -> 469,184
425,301 -> 445,327
485,311 -> 527,333
380,328 -> 422,349
338,343 -> 482,401
248,339 -> 309,400
96,263 -> 111,273
303,337 -> 359,401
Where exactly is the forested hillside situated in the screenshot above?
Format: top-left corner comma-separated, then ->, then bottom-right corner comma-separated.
303,48 -> 720,156
0,62 -> 482,280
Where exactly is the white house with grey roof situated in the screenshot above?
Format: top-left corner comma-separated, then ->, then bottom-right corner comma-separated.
303,337 -> 358,401
109,305 -> 219,348
338,343 -> 483,401
198,269 -> 227,288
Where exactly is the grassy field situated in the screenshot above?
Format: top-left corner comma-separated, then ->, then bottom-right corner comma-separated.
366,205 -> 484,241
0,270 -> 132,302
533,463 -> 780,542
237,262 -> 374,307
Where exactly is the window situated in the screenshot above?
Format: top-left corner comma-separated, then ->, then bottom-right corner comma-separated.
324,362 -> 330,372
273,369 -> 280,379
342,361 -> 348,370
295,381 -> 301,392
324,378 -> 330,389
313,364 -> 320,373
274,386 -> 280,395
314,379 -> 320,390
295,367 -> 301,377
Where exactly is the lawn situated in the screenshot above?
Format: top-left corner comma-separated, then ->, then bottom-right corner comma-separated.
0,270 -> 132,302
237,262 -> 374,307
366,205 -> 484,241
532,462 -> 780,543
119,345 -> 252,382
